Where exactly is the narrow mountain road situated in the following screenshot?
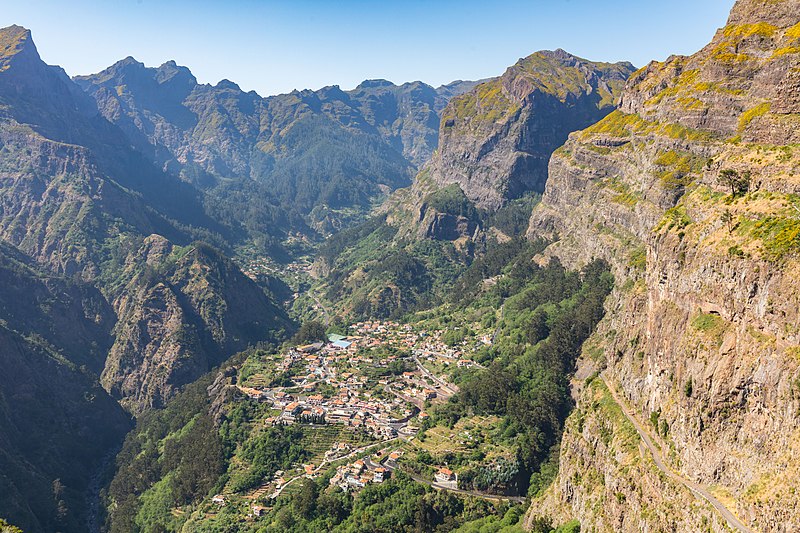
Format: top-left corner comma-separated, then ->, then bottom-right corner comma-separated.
412,354 -> 457,395
602,376 -> 753,533
310,291 -> 330,326
266,440 -> 392,499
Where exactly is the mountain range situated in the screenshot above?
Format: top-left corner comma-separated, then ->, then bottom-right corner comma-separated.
76,58 -> 486,235
0,0 -> 799,530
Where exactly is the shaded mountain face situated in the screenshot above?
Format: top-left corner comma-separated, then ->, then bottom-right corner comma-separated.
102,236 -> 292,412
0,26 -> 291,414
0,26 -> 292,532
0,25 -> 294,530
430,50 -> 635,210
0,241 -> 130,533
525,1 -> 800,530
75,63 -> 481,228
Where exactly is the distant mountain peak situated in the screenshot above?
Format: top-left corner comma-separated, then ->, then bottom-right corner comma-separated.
155,60 -> 196,86
0,24 -> 40,72
215,78 -> 240,90
356,79 -> 396,89
118,55 -> 143,66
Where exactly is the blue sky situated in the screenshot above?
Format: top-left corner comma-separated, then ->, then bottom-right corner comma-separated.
4,0 -> 735,96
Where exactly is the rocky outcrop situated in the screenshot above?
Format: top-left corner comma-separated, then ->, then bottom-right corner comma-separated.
526,1 -> 800,530
103,236 -> 292,413
431,50 -> 635,210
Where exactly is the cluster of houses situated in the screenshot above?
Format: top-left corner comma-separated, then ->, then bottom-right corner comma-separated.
239,252 -> 312,284
236,322 -> 469,440
258,383 -> 414,440
204,321 -> 497,516
329,459 -> 387,491
225,322 -> 478,501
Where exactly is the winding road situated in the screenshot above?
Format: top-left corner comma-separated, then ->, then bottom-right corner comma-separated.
411,354 -> 457,395
602,376 -> 752,533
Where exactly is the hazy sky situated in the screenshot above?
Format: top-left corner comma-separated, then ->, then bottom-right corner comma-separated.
4,0 -> 736,96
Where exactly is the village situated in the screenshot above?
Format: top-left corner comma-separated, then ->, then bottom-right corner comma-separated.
224,319 -> 487,509
236,320 -> 485,440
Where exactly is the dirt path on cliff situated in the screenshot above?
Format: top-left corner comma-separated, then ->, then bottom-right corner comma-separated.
601,376 -> 753,533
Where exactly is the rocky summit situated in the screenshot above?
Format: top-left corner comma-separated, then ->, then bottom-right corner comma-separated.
431,50 -> 634,210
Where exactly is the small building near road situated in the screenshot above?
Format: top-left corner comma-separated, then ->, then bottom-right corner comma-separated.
435,468 -> 457,484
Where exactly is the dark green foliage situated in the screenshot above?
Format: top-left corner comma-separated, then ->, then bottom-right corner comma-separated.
432,257 -> 613,495
106,374 -> 225,533
258,114 -> 413,214
249,471 -> 501,532
163,415 -> 225,505
424,184 -> 481,221
320,216 -> 467,320
291,320 -> 328,345
450,239 -> 548,304
442,328 -> 468,346
718,169 -> 751,198
554,520 -> 581,533
0,243 -> 130,533
486,195 -> 541,236
295,479 -> 319,519
202,178 -> 309,259
373,250 -> 429,289
318,216 -> 398,265
232,426 -> 310,493
684,376 -> 693,398
529,515 -> 555,533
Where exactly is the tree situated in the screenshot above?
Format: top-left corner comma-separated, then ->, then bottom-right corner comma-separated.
721,209 -> 734,233
294,478 -> 319,519
291,321 -> 327,345
718,169 -> 751,197
528,515 -> 554,533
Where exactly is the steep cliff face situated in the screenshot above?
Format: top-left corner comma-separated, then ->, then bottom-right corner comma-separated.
0,241 -> 130,533
431,51 -> 634,210
527,1 -> 800,530
103,236 -> 292,413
